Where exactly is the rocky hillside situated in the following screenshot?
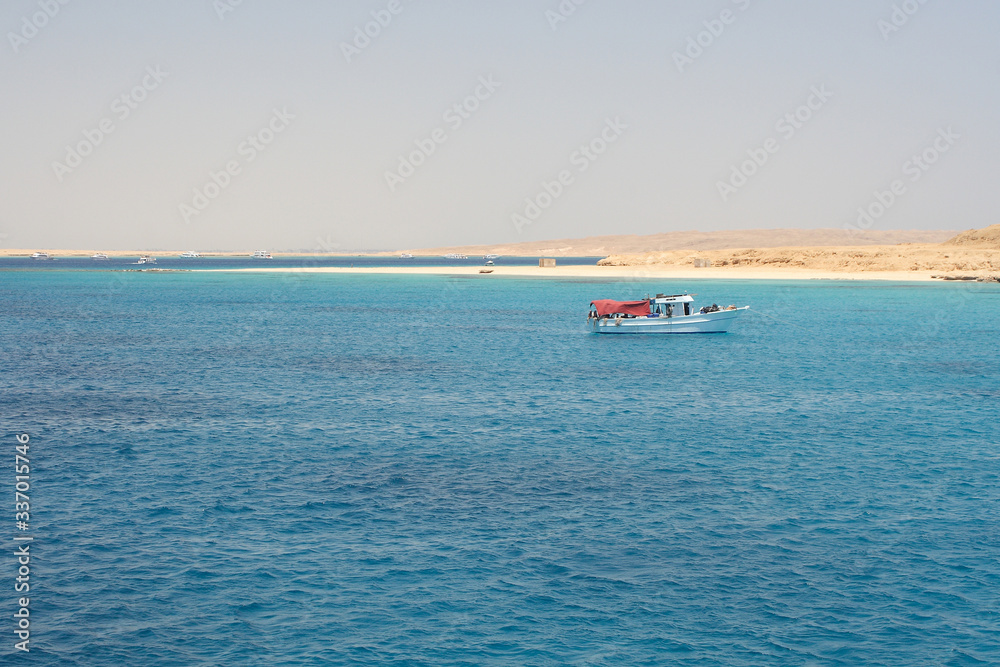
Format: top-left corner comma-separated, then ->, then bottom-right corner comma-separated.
943,224 -> 1000,248
402,228 -> 957,257
597,225 -> 1000,276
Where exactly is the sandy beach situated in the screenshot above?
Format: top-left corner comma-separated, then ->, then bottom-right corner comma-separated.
212,226 -> 1000,282
10,226 -> 998,283
0,228 -> 959,260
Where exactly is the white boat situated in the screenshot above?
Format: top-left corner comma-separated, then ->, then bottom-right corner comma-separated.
443,253 -> 468,260
179,251 -> 200,258
589,293 -> 749,334
484,260 -> 494,266
91,253 -> 110,260
30,252 -> 53,260
484,254 -> 499,260
399,253 -> 414,259
250,250 -> 273,259
135,255 -> 157,265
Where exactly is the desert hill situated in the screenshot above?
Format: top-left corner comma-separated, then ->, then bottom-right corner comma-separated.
597,225 -> 1000,278
404,228 -> 957,257
943,224 -> 1000,248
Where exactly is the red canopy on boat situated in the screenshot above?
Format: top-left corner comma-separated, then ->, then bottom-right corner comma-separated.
590,299 -> 650,317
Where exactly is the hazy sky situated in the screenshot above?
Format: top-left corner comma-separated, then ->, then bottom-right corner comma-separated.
2,0 -> 997,251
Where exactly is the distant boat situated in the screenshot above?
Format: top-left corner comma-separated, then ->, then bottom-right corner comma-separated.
135,255 -> 157,265
483,254 -> 499,260
179,251 -> 200,258
91,253 -> 110,260
443,253 -> 468,260
250,250 -> 273,259
484,260 -> 494,266
30,252 -> 53,260
588,293 -> 749,334
399,253 -> 414,259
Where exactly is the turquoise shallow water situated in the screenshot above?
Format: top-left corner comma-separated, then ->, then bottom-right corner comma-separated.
3,270 -> 1000,665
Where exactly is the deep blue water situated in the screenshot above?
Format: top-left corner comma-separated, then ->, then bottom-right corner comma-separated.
2,270 -> 999,665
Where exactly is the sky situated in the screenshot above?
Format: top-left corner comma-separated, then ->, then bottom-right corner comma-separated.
1,0 -> 998,251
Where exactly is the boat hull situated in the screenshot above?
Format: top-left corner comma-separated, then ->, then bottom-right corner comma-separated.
592,307 -> 748,334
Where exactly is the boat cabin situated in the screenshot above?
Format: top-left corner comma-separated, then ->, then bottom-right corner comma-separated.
649,294 -> 694,318
589,293 -> 695,319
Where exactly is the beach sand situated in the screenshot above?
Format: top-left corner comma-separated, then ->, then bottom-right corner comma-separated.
10,226 -> 998,282
0,227 -> 959,259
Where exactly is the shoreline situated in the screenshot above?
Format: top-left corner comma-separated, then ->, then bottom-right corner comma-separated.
4,255 -> 992,282
0,227 -> 960,260
211,265 -> 960,282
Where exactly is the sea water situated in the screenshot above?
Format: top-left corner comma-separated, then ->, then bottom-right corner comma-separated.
2,270 -> 999,665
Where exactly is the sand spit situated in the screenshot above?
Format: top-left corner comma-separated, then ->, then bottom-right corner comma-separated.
218,264 -> 956,282
9,226 -> 998,282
